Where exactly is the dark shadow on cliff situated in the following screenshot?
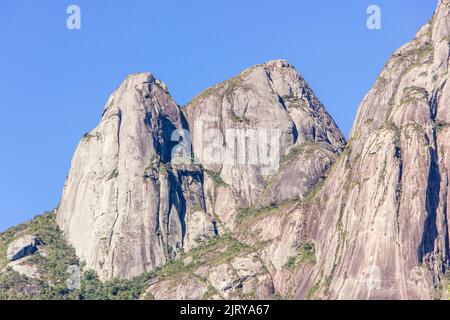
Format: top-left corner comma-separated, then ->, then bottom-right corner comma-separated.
418,147 -> 440,265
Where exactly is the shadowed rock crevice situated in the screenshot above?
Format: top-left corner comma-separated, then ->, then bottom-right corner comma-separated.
419,147 -> 440,264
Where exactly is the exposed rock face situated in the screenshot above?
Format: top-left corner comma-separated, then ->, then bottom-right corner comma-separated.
290,0 -> 450,300
9,262 -> 41,279
193,253 -> 274,299
3,235 -> 42,280
135,61 -> 346,299
144,275 -> 210,300
6,235 -> 39,262
184,60 -> 345,230
53,1 -> 450,300
57,61 -> 344,281
57,73 -> 216,280
150,0 -> 450,301
144,251 -> 274,300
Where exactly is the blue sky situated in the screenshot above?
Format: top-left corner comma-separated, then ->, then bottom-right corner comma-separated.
0,0 -> 437,231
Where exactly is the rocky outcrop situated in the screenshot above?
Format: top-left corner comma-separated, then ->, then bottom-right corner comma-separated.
138,61 -> 345,299
2,235 -> 42,280
184,60 -> 345,230
6,235 -> 39,262
57,60 -> 344,281
144,275 -> 210,300
57,73 -> 216,280
144,250 -> 274,300
193,252 -> 274,299
9,261 -> 41,279
155,0 -> 450,301
289,0 -> 450,300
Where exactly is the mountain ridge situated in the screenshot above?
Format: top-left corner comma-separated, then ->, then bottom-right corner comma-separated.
1,0 -> 450,300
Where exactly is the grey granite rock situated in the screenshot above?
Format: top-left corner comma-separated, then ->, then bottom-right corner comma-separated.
292,0 -> 450,300
57,73 -> 215,280
184,60 -> 345,230
6,235 -> 39,262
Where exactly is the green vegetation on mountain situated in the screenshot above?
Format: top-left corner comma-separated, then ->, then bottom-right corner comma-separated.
0,212 -> 156,300
0,213 -> 251,300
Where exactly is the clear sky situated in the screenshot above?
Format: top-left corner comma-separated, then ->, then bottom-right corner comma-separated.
0,0 -> 437,231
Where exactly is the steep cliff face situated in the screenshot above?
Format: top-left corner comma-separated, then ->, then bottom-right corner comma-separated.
130,62 -> 345,299
5,2 -> 448,300
183,60 -> 345,231
154,0 -> 450,300
56,73 -> 216,280
291,0 -> 450,299
56,59 -> 344,283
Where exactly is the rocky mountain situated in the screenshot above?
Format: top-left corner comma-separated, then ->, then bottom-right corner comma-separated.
289,0 -> 450,299
183,60 -> 345,231
1,0 -> 450,300
55,59 -> 344,282
56,73 -> 216,280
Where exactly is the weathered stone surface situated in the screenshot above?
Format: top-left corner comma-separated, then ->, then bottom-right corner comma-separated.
145,252 -> 274,300
57,73 -> 215,280
144,275 -> 209,300
10,263 -> 41,280
233,202 -> 310,299
258,143 -> 335,207
291,0 -> 450,300
184,60 -> 345,230
55,1 -> 450,300
6,235 -> 39,262
57,58 -> 344,282
196,252 -> 275,299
